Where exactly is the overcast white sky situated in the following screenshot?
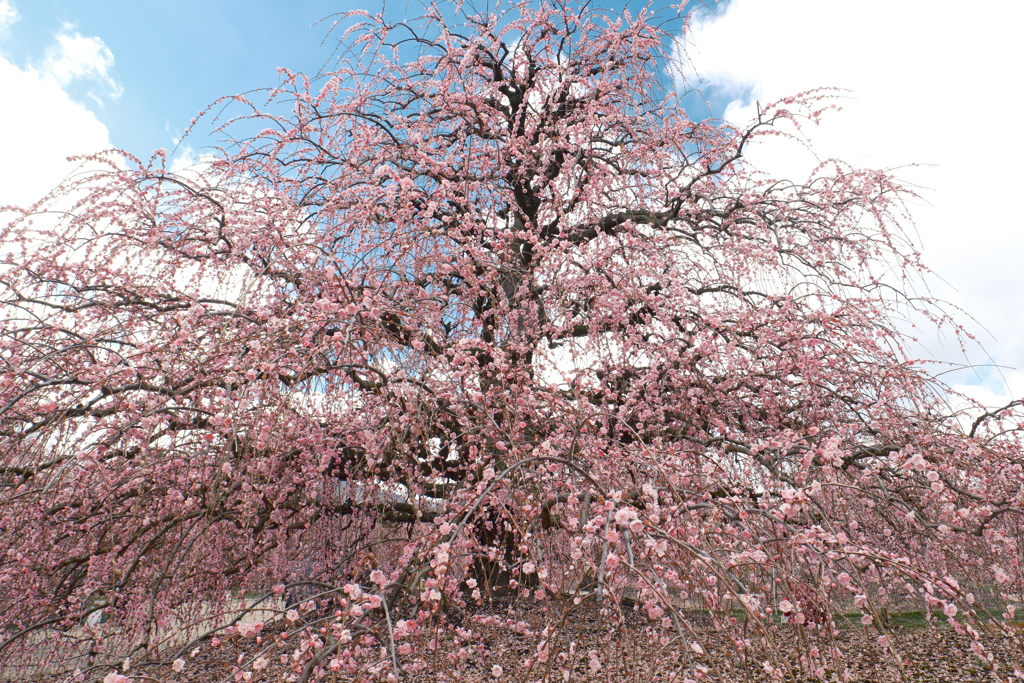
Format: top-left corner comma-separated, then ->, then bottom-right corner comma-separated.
2,0 -> 1022,407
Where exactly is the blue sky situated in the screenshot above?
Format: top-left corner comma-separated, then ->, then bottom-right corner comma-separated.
0,0 -> 435,157
2,0 -> 1022,407
0,0 -> 713,160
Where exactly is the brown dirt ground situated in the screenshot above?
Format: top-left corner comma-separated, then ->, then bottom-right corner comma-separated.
25,602 -> 1024,683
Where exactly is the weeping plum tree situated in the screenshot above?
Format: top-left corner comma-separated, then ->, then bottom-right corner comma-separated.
2,1 -> 1023,679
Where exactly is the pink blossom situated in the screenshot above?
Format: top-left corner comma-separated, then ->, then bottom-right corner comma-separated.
614,508 -> 637,527
236,622 -> 256,637
1,5 -> 1019,679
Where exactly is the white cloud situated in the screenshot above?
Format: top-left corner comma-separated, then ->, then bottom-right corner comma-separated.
169,144 -> 203,175
682,0 -> 1024,406
0,31 -> 111,211
0,0 -> 18,33
42,23 -> 122,102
